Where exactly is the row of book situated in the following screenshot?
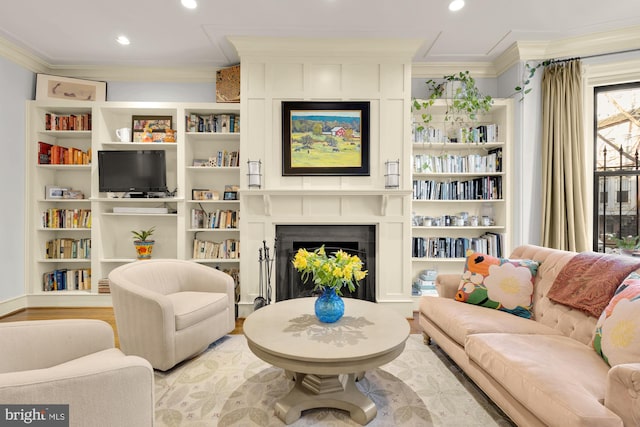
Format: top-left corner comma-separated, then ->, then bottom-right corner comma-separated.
41,208 -> 92,229
413,149 -> 502,174
45,238 -> 91,259
43,268 -> 91,291
98,278 -> 110,294
193,238 -> 239,259
38,142 -> 91,165
412,233 -> 505,259
191,209 -> 239,229
186,113 -> 240,133
412,176 -> 503,201
412,123 -> 499,144
45,113 -> 92,131
210,150 -> 239,167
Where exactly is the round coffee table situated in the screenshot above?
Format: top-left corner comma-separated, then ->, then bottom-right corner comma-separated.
243,297 -> 410,425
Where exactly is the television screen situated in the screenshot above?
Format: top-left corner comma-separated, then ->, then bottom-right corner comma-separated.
98,150 -> 167,193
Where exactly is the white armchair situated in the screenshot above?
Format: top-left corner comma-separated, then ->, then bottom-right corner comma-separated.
0,319 -> 154,427
108,259 -> 235,371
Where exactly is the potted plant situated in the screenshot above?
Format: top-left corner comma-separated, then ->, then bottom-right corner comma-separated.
412,71 -> 493,142
292,245 -> 368,323
609,234 -> 640,256
132,226 -> 155,259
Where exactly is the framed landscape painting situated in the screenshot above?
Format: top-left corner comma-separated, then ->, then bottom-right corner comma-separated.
282,101 -> 370,176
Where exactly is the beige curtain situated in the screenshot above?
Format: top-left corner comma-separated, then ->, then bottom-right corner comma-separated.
541,60 -> 590,252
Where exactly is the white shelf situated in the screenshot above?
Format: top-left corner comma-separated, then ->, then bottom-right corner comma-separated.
38,228 -> 91,231
38,130 -> 91,139
37,164 -> 91,170
191,258 -> 240,263
412,226 -> 505,230
102,212 -> 177,217
412,257 -> 466,262
412,142 -> 505,150
413,172 -> 505,178
190,228 -> 239,232
101,142 -> 178,149
38,258 -> 91,263
187,166 -> 240,171
412,199 -> 505,203
186,132 -> 240,139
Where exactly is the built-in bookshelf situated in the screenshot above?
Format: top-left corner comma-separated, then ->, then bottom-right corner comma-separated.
26,101 -> 241,304
410,99 -> 512,296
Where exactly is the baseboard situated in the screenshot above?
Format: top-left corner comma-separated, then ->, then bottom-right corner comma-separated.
0,295 -> 28,317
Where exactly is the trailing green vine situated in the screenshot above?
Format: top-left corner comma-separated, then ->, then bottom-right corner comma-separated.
514,60 -> 552,101
412,71 -> 493,138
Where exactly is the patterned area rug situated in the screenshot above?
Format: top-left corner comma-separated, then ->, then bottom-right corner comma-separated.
154,335 -> 515,426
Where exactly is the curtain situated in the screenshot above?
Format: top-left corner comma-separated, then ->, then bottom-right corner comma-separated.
541,60 -> 590,252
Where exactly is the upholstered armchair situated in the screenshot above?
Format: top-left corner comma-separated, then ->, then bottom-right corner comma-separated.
0,319 -> 154,427
108,259 -> 235,371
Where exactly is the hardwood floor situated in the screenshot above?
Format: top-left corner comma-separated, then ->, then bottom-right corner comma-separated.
0,307 -> 421,348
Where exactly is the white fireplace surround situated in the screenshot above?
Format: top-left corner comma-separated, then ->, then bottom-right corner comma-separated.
233,37 -> 420,318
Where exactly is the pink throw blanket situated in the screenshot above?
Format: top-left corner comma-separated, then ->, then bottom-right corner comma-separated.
547,251 -> 640,317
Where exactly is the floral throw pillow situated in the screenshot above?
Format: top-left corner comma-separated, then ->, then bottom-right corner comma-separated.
593,272 -> 640,366
456,250 -> 540,319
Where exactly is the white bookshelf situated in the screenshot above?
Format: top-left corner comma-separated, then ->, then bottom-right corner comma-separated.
25,101 -> 241,303
410,99 -> 513,292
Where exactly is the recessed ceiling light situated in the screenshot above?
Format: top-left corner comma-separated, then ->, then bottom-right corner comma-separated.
181,0 -> 197,9
449,0 -> 465,11
116,36 -> 130,46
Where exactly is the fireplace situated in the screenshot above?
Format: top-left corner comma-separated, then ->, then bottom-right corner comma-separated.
275,225 -> 376,302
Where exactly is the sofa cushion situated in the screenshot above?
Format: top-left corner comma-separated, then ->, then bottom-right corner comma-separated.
466,333 -> 621,427
547,251 -> 640,318
420,297 -> 561,346
456,251 -> 539,319
594,272 -> 640,366
166,291 -> 229,331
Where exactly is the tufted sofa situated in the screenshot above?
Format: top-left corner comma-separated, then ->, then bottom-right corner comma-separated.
419,244 -> 639,427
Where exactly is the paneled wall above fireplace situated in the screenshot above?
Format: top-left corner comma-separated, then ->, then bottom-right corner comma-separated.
232,37 -> 421,317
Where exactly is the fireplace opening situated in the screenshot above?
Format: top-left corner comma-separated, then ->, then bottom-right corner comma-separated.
275,225 -> 375,302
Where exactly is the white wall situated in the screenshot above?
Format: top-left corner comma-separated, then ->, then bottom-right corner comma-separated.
0,57 -> 33,301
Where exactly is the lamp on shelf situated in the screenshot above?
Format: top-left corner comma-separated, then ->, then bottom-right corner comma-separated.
247,159 -> 262,188
385,159 -> 400,189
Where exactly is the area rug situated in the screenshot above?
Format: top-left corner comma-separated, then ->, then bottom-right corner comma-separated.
154,335 -> 515,426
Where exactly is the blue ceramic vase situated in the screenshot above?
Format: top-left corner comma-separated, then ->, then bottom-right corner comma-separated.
314,286 -> 345,323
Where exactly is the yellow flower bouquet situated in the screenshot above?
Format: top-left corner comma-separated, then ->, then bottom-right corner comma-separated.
292,245 -> 368,295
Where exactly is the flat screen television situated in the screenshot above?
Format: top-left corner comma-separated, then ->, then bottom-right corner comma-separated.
98,150 -> 167,194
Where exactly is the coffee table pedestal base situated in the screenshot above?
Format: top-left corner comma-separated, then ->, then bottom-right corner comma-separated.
275,372 -> 376,425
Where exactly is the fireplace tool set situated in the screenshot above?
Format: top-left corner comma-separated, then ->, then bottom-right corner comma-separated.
254,239 -> 276,310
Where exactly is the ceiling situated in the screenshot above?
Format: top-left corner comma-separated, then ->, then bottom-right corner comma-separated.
0,0 -> 639,70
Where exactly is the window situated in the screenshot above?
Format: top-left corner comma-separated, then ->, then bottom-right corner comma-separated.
593,82 -> 640,252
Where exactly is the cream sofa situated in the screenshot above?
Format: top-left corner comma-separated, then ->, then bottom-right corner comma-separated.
0,319 -> 154,427
419,244 -> 639,427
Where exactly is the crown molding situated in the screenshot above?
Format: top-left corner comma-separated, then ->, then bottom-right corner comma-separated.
0,37 -> 48,73
411,62 -> 497,79
47,65 -> 218,83
544,25 -> 640,60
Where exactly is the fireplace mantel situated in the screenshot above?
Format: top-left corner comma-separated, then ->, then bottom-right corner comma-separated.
242,189 -> 412,216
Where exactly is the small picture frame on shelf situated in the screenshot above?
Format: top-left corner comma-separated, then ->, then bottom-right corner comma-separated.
223,191 -> 238,201
132,115 -> 173,142
192,189 -> 219,200
45,185 -> 69,199
192,159 -> 209,167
